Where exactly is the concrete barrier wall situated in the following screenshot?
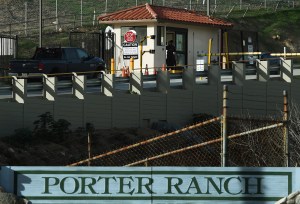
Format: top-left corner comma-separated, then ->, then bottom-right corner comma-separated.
0,59 -> 298,136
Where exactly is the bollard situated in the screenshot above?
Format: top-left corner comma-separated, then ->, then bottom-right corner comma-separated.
162,63 -> 166,71
144,64 -> 149,75
111,58 -> 115,74
130,57 -> 134,73
121,67 -> 126,77
126,66 -> 130,77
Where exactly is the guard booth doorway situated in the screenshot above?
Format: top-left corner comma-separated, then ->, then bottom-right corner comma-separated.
166,27 -> 187,68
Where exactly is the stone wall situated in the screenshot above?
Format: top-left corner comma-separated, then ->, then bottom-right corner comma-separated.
276,191 -> 300,204
0,186 -> 27,204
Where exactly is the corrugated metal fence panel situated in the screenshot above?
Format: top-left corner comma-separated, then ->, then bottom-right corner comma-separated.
84,94 -> 112,129
227,85 -> 243,116
167,89 -> 194,125
291,80 -> 300,103
112,93 -> 140,128
54,96 -> 85,129
0,101 -> 23,136
267,81 -> 291,116
193,85 -> 220,116
141,91 -> 167,120
23,98 -> 54,130
242,81 -> 267,116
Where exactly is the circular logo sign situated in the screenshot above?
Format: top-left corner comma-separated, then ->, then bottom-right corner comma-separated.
124,30 -> 137,42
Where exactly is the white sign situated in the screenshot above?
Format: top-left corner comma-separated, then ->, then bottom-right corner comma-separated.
0,38 -> 15,55
196,58 -> 205,71
0,167 -> 296,204
248,44 -> 254,64
122,42 -> 138,59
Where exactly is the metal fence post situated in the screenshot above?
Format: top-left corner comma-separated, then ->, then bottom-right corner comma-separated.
222,85 -> 228,167
88,131 -> 91,166
283,90 -> 289,167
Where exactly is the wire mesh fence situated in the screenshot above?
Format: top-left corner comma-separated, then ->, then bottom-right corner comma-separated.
227,117 -> 285,167
69,114 -> 286,167
0,0 -> 298,37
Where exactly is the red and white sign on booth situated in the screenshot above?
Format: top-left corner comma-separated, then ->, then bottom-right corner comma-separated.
124,30 -> 137,42
123,30 -> 138,59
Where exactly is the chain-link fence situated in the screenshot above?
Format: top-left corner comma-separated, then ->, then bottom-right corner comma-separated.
0,0 -> 298,37
68,114 -> 286,167
66,84 -> 291,167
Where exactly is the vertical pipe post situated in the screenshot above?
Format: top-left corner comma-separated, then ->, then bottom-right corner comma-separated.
88,131 -> 91,166
208,38 -> 212,66
93,9 -> 96,26
139,41 -> 143,72
140,36 -> 147,72
39,0 -> 43,47
130,57 -> 134,72
224,31 -> 229,69
111,58 -> 115,74
264,0 -> 267,9
105,0 -> 108,12
24,1 -> 27,36
283,90 -> 289,167
222,85 -> 228,167
15,35 -> 18,58
207,0 -> 210,16
80,0 -> 83,27
55,0 -> 58,31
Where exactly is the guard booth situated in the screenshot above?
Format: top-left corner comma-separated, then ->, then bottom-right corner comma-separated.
98,3 -> 233,74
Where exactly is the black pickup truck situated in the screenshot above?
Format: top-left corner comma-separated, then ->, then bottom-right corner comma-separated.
9,47 -> 106,77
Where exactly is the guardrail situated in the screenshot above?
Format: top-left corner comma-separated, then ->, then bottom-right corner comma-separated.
0,58 -> 297,100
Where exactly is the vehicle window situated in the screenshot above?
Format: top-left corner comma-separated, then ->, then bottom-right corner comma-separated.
76,49 -> 89,59
64,48 -> 79,60
34,48 -> 62,60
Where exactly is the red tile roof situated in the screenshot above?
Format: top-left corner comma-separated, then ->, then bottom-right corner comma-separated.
98,3 -> 233,27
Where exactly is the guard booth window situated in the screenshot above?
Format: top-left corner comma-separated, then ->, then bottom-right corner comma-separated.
121,26 -> 147,45
157,26 -> 165,46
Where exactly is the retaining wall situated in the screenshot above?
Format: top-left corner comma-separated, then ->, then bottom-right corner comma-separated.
0,59 -> 297,136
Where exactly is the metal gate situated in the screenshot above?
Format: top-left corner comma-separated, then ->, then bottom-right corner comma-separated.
0,35 -> 18,75
69,31 -> 115,70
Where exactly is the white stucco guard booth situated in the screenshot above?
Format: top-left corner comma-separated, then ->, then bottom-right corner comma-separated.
98,3 -> 233,74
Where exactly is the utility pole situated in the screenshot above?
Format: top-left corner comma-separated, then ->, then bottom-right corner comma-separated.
56,0 -> 58,31
24,1 -> 27,36
207,0 -> 210,16
81,0 -> 83,27
265,0 -> 267,9
93,9 -> 96,26
39,0 -> 42,47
